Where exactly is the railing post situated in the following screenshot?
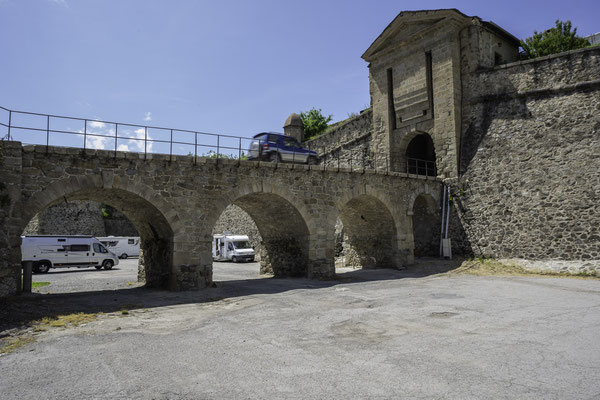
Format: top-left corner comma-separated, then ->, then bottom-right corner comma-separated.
7,110 -> 11,141
238,137 -> 242,160
46,115 -> 50,152
425,160 -> 428,177
216,135 -> 220,161
195,132 -> 198,165
144,126 -> 147,160
114,124 -> 118,157
83,119 -> 87,150
169,129 -> 173,161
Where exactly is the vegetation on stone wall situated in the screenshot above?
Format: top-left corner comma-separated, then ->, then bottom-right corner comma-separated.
299,108 -> 332,140
520,20 -> 591,59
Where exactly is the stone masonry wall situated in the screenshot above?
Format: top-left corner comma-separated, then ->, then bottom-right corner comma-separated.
22,200 -> 107,236
0,142 -> 22,297
453,47 -> 600,273
304,109 -> 373,169
22,201 -> 138,237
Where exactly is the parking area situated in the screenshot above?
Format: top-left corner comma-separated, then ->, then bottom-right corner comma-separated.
32,258 -> 143,294
4,261 -> 599,398
31,259 -> 263,294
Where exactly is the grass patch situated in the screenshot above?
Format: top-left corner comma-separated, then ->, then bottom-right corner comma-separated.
0,336 -> 35,354
119,303 -> 144,316
32,282 -> 50,288
37,312 -> 100,328
447,258 -> 599,279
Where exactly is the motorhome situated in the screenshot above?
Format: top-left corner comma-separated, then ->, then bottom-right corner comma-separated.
96,236 -> 140,259
21,235 -> 119,273
212,233 -> 255,262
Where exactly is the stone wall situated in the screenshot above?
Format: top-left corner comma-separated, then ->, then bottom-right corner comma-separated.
0,142 -> 22,296
22,201 -> 138,237
304,110 -> 373,169
453,46 -> 600,272
22,200 -> 107,236
102,206 -> 138,236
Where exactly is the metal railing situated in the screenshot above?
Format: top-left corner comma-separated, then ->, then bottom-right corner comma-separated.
407,157 -> 437,177
0,105 -> 256,163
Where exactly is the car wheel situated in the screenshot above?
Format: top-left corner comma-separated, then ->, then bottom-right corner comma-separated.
95,266 -> 102,270
102,260 -> 114,270
268,152 -> 281,163
232,256 -> 238,263
308,156 -> 318,165
120,253 -> 128,259
37,262 -> 51,274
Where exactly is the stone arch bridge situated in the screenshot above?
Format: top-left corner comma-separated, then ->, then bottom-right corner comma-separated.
0,141 -> 441,294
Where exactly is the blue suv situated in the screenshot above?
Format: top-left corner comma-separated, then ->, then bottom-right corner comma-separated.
247,132 -> 318,164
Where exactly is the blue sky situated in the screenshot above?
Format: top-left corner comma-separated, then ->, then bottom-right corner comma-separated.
1,0 -> 598,152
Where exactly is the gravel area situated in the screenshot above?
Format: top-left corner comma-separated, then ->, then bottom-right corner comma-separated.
32,258 -> 142,294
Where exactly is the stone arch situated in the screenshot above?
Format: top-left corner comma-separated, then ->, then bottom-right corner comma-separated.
408,189 -> 441,257
335,187 -> 400,269
21,175 -> 180,289
212,181 -> 313,278
396,131 -> 438,176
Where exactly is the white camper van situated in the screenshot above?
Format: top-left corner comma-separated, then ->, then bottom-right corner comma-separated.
21,235 -> 119,273
212,233 -> 255,263
96,236 -> 140,259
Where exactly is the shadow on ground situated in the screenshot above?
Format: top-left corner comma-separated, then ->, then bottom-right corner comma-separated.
0,257 -> 462,333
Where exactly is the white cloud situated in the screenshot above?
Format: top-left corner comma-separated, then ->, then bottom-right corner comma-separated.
86,135 -> 109,150
89,120 -> 105,129
49,0 -> 68,8
144,112 -> 152,122
115,128 -> 153,153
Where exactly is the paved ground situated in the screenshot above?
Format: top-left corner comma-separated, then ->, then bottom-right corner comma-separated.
2,260 -> 600,399
31,258 -> 142,294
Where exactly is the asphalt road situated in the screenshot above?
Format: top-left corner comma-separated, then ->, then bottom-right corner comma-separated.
2,261 -> 599,399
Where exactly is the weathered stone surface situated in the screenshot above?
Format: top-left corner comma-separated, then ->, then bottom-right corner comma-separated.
453,47 -> 600,264
305,110 -> 373,170
22,200 -> 107,236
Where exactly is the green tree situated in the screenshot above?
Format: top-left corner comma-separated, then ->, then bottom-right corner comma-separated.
300,108 -> 332,140
520,20 -> 590,59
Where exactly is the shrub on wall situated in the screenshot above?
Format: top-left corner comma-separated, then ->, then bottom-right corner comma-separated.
520,20 -> 590,59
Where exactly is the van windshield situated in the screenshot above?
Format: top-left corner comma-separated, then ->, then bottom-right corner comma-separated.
232,241 -> 251,249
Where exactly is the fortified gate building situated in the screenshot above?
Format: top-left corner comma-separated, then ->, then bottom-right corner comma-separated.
305,9 -> 599,271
